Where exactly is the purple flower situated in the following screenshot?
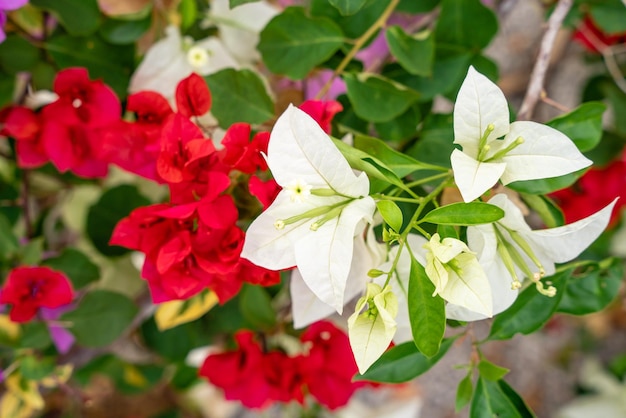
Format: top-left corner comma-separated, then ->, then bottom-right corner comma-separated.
0,0 -> 28,43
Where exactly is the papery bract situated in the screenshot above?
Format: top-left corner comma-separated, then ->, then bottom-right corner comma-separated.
220,123 -> 269,173
299,100 -> 343,134
248,175 -> 280,209
0,266 -> 73,323
1,106 -> 48,168
175,73 -> 212,118
451,66 -> 591,202
241,105 -> 376,313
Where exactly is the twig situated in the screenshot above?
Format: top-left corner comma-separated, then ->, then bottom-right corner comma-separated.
314,0 -> 400,99
518,0 -> 573,120
540,91 -> 572,113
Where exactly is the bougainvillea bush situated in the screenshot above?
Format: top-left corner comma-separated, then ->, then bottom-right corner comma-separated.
0,0 -> 625,417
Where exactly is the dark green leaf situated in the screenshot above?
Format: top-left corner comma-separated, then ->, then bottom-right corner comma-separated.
258,7 -> 344,79
507,168 -> 587,195
398,0 -> 440,13
45,34 -> 134,98
0,35 -> 39,74
230,0 -> 260,7
488,269 -> 571,341
0,212 -> 18,260
374,104 -> 422,142
407,113 -> 455,168
18,322 -> 52,350
99,14 -> 151,44
386,26 -> 434,76
31,0 -> 100,36
0,73 -> 15,109
498,380 -> 537,417
311,0 -> 390,39
43,248 -> 100,289
376,200 -> 403,232
547,102 -> 606,152
344,73 -> 420,122
478,359 -> 509,381
61,290 -> 138,347
408,255 -> 445,357
421,202 -> 504,226
435,0 -> 497,50
87,185 -> 150,257
19,356 -> 56,380
356,337 -> 456,383
205,69 -> 274,128
589,0 -> 626,34
557,258 -> 623,315
456,373 -> 473,412
470,377 -> 531,418
19,238 -> 44,266
0,177 -> 19,225
239,284 -> 276,330
329,0 -> 368,16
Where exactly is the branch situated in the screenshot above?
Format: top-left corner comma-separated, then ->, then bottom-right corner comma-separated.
517,0 -> 573,120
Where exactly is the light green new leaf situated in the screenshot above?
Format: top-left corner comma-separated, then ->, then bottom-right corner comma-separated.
478,359 -> 509,381
408,254 -> 445,357
205,69 -> 274,128
385,26 -> 434,76
258,7 -> 344,79
344,73 -> 420,122
456,372 -> 474,412
421,202 -> 504,226
348,284 -> 398,374
376,200 -> 403,232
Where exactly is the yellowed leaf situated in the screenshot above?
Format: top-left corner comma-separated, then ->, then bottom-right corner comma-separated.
123,364 -> 149,388
97,0 -> 151,17
155,291 -> 219,331
5,374 -> 44,411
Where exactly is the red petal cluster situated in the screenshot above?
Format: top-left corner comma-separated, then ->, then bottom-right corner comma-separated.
199,321 -> 373,410
0,266 -> 74,323
573,15 -> 626,54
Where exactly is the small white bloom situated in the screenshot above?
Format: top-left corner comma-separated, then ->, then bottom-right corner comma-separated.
348,283 -> 398,374
447,194 -> 617,321
241,105 -> 376,313
285,178 -> 312,203
451,66 -> 592,202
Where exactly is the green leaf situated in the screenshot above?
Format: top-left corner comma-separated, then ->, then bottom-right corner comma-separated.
386,26 -> 434,76
376,200 -> 403,232
488,269 -> 571,341
239,284 -> 277,330
557,258 -> 623,315
407,113 -> 455,168
230,0 -> 260,7
31,0 -> 100,36
0,212 -> 18,261
329,0 -> 368,15
310,0 -> 391,39
0,177 -> 19,225
456,372 -> 474,412
546,102 -> 606,152
398,0 -> 440,14
374,104 -> 422,142
0,35 -> 39,75
18,238 -> 44,266
205,69 -> 274,128
0,73 -> 15,109
435,0 -> 498,50
45,34 -> 134,98
99,14 -> 151,45
498,380 -> 537,417
258,7 -> 344,79
589,0 -> 626,34
520,194 -> 564,228
408,254 -> 445,357
180,0 -> 198,29
437,224 -> 459,240
470,378 -> 534,418
19,356 -> 56,380
86,185 -> 150,257
18,322 -> 52,350
356,337 -> 456,383
344,73 -> 420,122
478,359 -> 509,381
42,248 -> 100,289
61,290 -> 138,347
421,202 -> 504,226
507,168 -> 587,195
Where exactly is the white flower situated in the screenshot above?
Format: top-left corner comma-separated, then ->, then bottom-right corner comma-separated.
241,105 -> 376,313
451,66 -> 592,202
129,25 -> 238,101
208,0 -> 278,64
423,233 -> 492,317
348,283 -> 398,374
446,194 -> 617,321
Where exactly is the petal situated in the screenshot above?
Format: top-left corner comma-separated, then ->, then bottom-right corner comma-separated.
485,193 -> 532,233
453,66 -> 510,157
267,105 -> 369,198
439,253 -> 492,317
500,121 -> 592,185
528,198 -> 617,263
290,270 -> 336,329
451,148 -> 506,202
295,197 -> 375,313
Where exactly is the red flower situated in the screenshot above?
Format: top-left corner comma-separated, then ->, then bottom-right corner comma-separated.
299,100 -> 343,134
248,175 -> 280,209
220,123 -> 269,173
0,266 -> 74,323
175,73 -> 212,118
573,15 -> 626,54
1,106 -> 48,168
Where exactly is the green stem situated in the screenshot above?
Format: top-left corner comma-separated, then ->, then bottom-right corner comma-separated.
314,0 -> 400,99
404,171 -> 452,188
372,194 -> 422,204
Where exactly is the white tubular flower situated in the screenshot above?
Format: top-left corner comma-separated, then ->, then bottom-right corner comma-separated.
447,194 -> 617,321
348,283 -> 398,374
129,25 -> 238,101
241,105 -> 376,313
451,66 -> 592,202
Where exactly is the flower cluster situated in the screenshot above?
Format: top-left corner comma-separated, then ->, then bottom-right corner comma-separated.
199,321 -> 372,410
